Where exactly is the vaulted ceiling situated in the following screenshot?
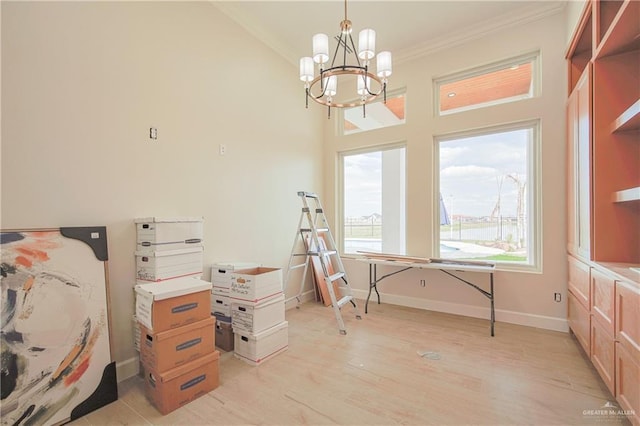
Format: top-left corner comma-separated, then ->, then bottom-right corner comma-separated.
212,1 -> 567,65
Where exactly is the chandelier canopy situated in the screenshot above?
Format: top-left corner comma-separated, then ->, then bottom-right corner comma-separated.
299,0 -> 392,117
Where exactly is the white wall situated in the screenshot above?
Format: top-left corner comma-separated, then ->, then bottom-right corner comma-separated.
1,1 -> 322,380
323,11 -> 569,331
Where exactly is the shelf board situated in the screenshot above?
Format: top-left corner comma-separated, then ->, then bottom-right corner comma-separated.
612,186 -> 640,203
595,0 -> 640,58
612,99 -> 640,132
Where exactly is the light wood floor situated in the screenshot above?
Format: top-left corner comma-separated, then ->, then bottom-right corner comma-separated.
71,301 -> 630,425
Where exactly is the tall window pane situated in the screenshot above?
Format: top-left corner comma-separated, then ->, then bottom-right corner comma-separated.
342,146 -> 406,255
437,123 -> 538,267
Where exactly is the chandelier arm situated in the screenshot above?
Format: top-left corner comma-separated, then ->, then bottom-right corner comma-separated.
348,33 -> 362,68
330,33 -> 344,69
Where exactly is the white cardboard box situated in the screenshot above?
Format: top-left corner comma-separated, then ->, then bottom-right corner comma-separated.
136,247 -> 203,282
211,293 -> 232,317
230,267 -> 282,303
234,321 -> 288,366
135,277 -> 212,332
231,293 -> 285,334
211,262 -> 260,289
136,217 -> 203,252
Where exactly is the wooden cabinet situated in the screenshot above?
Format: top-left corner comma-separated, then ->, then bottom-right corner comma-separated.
591,267 -> 616,332
567,1 -> 640,418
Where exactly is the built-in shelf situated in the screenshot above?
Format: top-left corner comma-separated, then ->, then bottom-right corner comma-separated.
595,0 -> 640,58
612,186 -> 640,203
612,99 -> 640,133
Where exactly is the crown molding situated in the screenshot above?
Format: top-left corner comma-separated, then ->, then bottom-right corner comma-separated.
394,2 -> 567,65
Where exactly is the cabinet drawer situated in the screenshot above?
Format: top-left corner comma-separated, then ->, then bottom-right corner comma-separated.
568,292 -> 590,355
616,280 -> 640,357
568,256 -> 590,308
615,342 -> 640,426
591,268 -> 615,334
591,317 -> 616,395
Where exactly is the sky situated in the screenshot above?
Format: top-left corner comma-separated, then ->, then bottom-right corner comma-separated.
343,127 -> 529,219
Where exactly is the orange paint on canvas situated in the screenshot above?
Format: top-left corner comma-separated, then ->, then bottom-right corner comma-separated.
14,256 -> 32,268
22,276 -> 35,292
16,247 -> 50,262
64,357 -> 90,386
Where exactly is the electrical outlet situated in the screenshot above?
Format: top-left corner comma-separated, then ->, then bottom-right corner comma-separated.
149,127 -> 157,140
420,279 -> 426,287
219,144 -> 226,156
554,292 -> 561,302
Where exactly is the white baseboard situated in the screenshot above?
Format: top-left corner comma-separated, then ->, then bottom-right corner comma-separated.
116,355 -> 140,382
352,289 -> 569,333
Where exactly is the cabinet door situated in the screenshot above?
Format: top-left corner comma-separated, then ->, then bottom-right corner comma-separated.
615,342 -> 640,426
616,280 -> 640,356
568,292 -> 590,355
575,66 -> 592,259
591,267 -> 615,333
591,317 -> 615,395
568,255 -> 590,308
567,66 -> 592,257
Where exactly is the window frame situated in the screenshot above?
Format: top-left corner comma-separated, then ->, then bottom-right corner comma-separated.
433,119 -> 542,273
339,87 -> 407,136
434,51 -> 541,116
338,142 -> 407,257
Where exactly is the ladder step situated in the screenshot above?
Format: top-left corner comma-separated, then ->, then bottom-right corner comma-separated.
290,263 -> 307,270
307,250 -> 337,256
336,295 -> 353,308
328,272 -> 345,282
300,228 -> 328,233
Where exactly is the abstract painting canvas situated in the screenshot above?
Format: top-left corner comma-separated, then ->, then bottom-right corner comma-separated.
1,227 -> 117,425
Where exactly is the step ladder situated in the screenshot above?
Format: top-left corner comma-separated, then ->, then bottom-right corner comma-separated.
284,191 -> 362,335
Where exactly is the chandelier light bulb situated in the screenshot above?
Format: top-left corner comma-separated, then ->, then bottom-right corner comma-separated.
357,75 -> 371,96
299,57 -> 314,82
376,51 -> 392,78
323,75 -> 338,97
358,29 -> 376,60
312,33 -> 329,64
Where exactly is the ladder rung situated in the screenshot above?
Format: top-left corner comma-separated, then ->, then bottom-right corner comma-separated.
298,191 -> 318,199
336,295 -> 353,308
328,272 -> 345,282
300,228 -> 328,233
290,263 -> 307,270
320,250 -> 337,256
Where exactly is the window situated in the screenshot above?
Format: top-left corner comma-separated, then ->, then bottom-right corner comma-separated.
436,121 -> 540,270
340,145 -> 406,255
435,52 -> 539,115
342,91 -> 406,135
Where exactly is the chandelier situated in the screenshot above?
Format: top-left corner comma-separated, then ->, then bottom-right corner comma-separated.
299,0 -> 392,118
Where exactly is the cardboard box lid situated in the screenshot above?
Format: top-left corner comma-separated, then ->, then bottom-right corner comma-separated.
141,317 -> 214,342
135,277 -> 212,301
212,261 -> 260,271
232,267 -> 281,276
135,247 -> 204,257
135,217 -> 203,224
155,350 -> 220,383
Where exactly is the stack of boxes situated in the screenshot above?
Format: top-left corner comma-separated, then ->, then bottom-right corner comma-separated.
229,267 -> 289,365
210,262 -> 259,352
135,279 -> 219,415
134,217 -> 219,414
